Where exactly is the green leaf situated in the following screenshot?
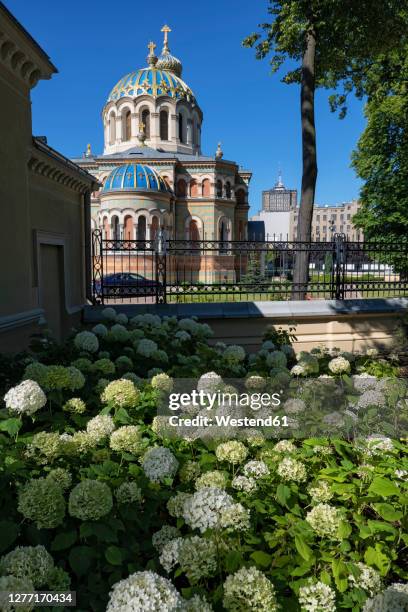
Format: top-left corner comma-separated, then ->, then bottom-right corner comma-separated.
69,546 -> 94,576
332,559 -> 349,592
364,546 -> 391,575
105,545 -> 124,566
294,535 -> 312,561
115,407 -> 131,424
0,418 -> 22,436
337,521 -> 352,538
250,551 -> 272,568
276,484 -> 291,506
372,503 -> 403,522
225,551 -> 243,573
368,477 -> 399,498
51,530 -> 77,551
0,521 -> 19,553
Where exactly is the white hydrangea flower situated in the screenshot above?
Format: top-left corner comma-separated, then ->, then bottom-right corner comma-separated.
182,487 -> 234,533
115,313 -> 128,325
0,545 -> 54,588
159,537 -> 183,573
366,348 -> 379,358
142,447 -> 179,483
92,323 -> 108,337
223,345 -> 246,363
86,414 -> 115,442
245,375 -> 266,391
152,525 -> 180,553
109,425 -> 143,454
109,323 -> 130,342
298,580 -> 336,611
232,475 -> 257,492
328,356 -> 351,374
175,330 -> 191,342
151,373 -> 173,393
306,503 -> 342,539
167,492 -> 192,518
106,571 -> 183,611
197,372 -> 222,392
262,340 -> 276,350
349,562 -> 382,597
273,439 -> 296,453
183,594 -> 213,612
195,470 -> 227,490
0,575 -> 35,611
308,481 -> 333,503
223,566 -> 278,611
352,374 -> 378,392
291,364 -> 306,376
363,583 -> 408,612
131,313 -> 162,327
357,390 -> 386,410
74,331 -> 99,353
266,350 -> 287,369
219,503 -> 250,532
277,457 -> 307,482
243,460 -> 269,479
4,380 -> 47,416
358,435 -> 394,456
216,441 -> 248,464
283,398 -> 306,414
137,338 -> 158,357
101,307 -> 117,321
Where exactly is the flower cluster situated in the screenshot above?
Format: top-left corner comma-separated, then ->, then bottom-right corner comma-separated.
277,457 -> 307,482
86,414 -> 115,443
308,480 -> 333,503
328,356 -> 351,374
152,525 -> 181,553
223,566 -> 278,611
115,481 -> 142,505
167,492 -> 192,518
160,536 -> 217,584
142,447 -> 179,483
136,338 -> 158,357
243,460 -> 269,479
17,477 -> 65,529
349,562 -> 382,597
216,441 -> 248,464
306,503 -> 342,539
101,379 -> 139,408
195,470 -> 227,490
298,580 -> 336,611
109,425 -> 143,454
232,475 -> 257,492
182,487 -> 234,532
74,330 -> 99,353
63,397 -> 86,414
68,479 -> 113,520
363,583 -> 408,611
0,545 -> 54,587
223,345 -> 246,363
106,571 -> 183,612
4,380 -> 47,416
151,372 -> 173,393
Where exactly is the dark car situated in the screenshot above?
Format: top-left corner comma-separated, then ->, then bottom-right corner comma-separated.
94,273 -> 161,297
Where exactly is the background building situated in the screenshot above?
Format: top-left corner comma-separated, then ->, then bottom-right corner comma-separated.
251,173 -> 297,239
290,200 -> 362,241
0,3 -> 98,349
74,27 -> 251,244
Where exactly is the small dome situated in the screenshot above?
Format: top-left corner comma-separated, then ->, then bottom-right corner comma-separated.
156,52 -> 182,77
102,164 -> 172,193
107,68 -> 195,104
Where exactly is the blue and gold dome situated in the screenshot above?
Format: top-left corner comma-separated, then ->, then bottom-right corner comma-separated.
107,68 -> 195,104
102,164 -> 172,193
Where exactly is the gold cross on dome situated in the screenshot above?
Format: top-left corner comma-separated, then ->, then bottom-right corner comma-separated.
161,24 -> 171,49
148,41 -> 156,55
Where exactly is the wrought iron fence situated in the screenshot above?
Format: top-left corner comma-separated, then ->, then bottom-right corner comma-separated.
91,230 -> 408,304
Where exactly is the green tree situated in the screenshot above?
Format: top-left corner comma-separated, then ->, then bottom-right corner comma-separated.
243,0 -> 407,298
352,52 -> 408,240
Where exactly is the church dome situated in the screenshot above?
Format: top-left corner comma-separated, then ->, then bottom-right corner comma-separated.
107,67 -> 195,104
102,163 -> 172,193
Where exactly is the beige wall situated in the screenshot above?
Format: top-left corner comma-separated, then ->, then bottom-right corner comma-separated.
204,313 -> 400,353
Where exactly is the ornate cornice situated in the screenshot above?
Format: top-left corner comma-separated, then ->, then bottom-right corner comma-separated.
0,4 -> 57,89
28,138 -> 100,194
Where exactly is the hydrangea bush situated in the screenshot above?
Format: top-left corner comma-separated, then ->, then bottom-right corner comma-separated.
0,311 -> 407,611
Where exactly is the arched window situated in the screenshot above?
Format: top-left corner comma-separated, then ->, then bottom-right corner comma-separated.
189,219 -> 200,241
202,178 -> 211,197
151,216 -> 159,241
111,215 -> 120,241
122,110 -> 131,141
190,179 -> 198,197
219,219 -> 228,242
137,216 -> 146,244
178,113 -> 184,143
124,215 -> 134,240
160,109 -> 169,140
225,181 -> 232,199
216,180 -> 223,198
109,113 -> 116,145
177,179 -> 187,197
141,109 -> 150,139
103,216 -> 110,239
236,189 -> 246,205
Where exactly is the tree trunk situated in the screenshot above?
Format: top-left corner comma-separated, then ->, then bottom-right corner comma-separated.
291,28 -> 318,300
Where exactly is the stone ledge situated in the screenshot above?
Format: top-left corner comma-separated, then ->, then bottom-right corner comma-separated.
84,298 -> 408,323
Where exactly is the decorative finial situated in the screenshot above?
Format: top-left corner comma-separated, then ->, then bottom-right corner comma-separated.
215,142 -> 223,159
147,41 -> 158,67
85,143 -> 92,157
138,121 -> 147,146
161,24 -> 171,52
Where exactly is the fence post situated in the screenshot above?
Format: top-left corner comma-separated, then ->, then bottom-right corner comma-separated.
332,233 -> 347,300
155,229 -> 167,304
91,229 -> 104,305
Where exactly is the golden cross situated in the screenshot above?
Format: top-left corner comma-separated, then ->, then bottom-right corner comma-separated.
161,24 -> 171,46
139,121 -> 145,131
148,41 -> 156,56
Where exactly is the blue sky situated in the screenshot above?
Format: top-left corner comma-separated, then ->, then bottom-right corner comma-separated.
7,0 -> 366,215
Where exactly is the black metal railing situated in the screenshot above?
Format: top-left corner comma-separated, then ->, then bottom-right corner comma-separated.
91,230 -> 408,304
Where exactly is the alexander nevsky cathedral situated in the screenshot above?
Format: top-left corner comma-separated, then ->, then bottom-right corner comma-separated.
73,26 -> 251,244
